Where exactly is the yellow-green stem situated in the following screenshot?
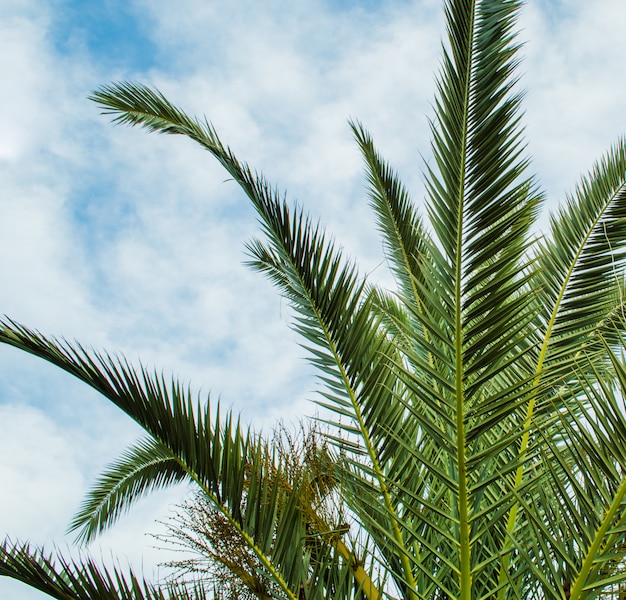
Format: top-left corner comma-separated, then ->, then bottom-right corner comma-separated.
569,476 -> 626,599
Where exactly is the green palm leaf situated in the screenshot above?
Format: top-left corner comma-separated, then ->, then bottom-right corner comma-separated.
68,437 -> 188,545
0,320 -> 361,600
350,121 -> 431,313
89,80 -> 423,598
0,538 -> 183,600
0,318 -> 384,599
537,138 -> 626,371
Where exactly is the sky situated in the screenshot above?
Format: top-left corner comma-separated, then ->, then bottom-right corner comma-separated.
1,0 -> 626,598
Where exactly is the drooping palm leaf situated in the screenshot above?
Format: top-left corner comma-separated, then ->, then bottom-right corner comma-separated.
495,137 -> 626,596
536,138 -> 626,375
0,538 -> 181,600
68,437 -> 188,545
0,319 -> 368,600
88,80 -> 425,598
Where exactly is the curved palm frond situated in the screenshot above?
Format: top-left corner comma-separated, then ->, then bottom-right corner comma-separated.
0,538 -> 182,600
0,319 -> 368,600
495,137 -> 626,593
536,138 -> 626,376
68,436 -> 188,545
89,80 -> 424,598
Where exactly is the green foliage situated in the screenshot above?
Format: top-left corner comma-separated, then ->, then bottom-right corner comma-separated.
3,0 -> 626,598
0,539 -> 188,600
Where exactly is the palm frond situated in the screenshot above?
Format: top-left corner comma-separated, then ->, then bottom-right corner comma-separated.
350,121 -> 431,309
69,437 -> 188,545
537,138 -> 626,373
90,80 -> 423,597
495,137 -> 626,591
0,318 -> 383,599
414,0 -> 542,594
0,538 -> 180,600
0,320 -> 323,599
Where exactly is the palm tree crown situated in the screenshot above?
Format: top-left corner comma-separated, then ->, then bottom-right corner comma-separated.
3,0 -> 626,598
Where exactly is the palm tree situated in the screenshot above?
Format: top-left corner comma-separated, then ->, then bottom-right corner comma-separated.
3,0 -> 626,597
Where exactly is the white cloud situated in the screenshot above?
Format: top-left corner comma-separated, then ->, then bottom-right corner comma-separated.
0,5 -> 53,162
0,404 -> 83,540
521,0 -> 626,202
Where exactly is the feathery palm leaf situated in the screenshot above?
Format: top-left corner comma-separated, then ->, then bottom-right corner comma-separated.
0,320 -> 368,599
0,539 -> 184,600
68,437 -> 188,545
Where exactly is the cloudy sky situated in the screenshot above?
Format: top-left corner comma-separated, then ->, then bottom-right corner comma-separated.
1,0 -> 625,598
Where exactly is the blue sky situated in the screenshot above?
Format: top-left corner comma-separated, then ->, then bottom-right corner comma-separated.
1,1 -> 626,599
52,0 -> 159,71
